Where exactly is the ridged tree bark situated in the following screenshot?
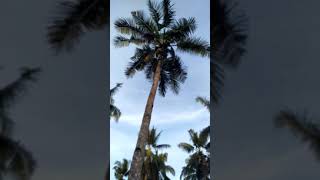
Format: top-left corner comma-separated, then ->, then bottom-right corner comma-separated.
128,60 -> 162,180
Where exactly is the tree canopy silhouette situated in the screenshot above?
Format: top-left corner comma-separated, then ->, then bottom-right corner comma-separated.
47,0 -> 109,52
0,67 -> 40,180
211,0 -> 248,105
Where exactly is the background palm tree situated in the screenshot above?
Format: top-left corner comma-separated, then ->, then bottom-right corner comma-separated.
274,109 -> 320,160
196,96 -> 210,112
110,83 -> 122,121
0,67 -> 40,180
178,127 -> 210,180
114,128 -> 175,180
113,0 -> 209,178
211,0 -> 248,105
114,159 -> 130,180
142,127 -> 175,180
47,0 -> 109,53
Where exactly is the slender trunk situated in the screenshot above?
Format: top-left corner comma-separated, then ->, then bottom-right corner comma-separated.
128,60 -> 162,180
105,162 -> 109,180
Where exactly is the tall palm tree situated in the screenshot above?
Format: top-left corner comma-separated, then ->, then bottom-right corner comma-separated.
211,0 -> 248,105
178,127 -> 210,180
142,127 -> 174,180
113,0 -> 209,178
114,159 -> 130,180
274,109 -> 320,160
110,83 -> 122,121
0,67 -> 40,180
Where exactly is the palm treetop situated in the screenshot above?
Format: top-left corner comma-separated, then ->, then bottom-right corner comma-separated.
147,127 -> 170,151
179,127 -> 210,154
114,0 -> 209,97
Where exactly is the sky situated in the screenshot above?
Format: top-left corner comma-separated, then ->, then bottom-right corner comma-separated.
110,0 -> 210,179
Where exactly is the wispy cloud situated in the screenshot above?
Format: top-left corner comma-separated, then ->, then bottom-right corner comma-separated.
119,108 -> 209,126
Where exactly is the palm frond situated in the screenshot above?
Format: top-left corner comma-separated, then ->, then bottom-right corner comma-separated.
47,0 -> 108,52
0,67 -> 40,136
114,17 -> 146,37
113,35 -> 146,47
274,109 -> 320,159
162,0 -> 175,27
110,105 -> 121,122
166,17 -> 196,41
164,165 -> 175,176
158,56 -> 187,96
195,96 -> 210,112
126,46 -> 154,78
211,60 -> 224,106
110,83 -> 122,97
212,0 -> 248,67
178,143 -> 194,153
131,11 -> 158,34
199,126 -> 210,147
147,0 -> 163,26
0,135 -> 36,179
156,144 -> 171,150
177,37 -> 210,57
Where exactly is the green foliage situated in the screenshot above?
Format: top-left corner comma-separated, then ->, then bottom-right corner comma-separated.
179,127 -> 210,180
113,159 -> 130,180
110,83 -> 122,121
114,0 -> 209,97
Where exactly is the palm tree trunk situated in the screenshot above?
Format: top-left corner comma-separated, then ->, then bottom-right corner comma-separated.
128,60 -> 162,180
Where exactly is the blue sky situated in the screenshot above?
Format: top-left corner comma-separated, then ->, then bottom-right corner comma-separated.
110,0 -> 210,179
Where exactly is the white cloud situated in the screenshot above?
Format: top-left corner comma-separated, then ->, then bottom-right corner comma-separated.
118,108 -> 209,126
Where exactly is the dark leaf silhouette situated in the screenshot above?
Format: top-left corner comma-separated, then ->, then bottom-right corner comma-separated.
0,67 -> 39,179
0,67 -> 41,136
274,109 -> 320,160
110,83 -> 122,122
47,0 -> 109,52
211,0 -> 248,105
0,135 -> 36,180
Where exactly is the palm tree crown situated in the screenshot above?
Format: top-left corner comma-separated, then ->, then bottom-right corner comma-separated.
114,0 -> 209,96
178,127 -> 210,180
114,159 -> 130,180
143,127 -> 175,180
